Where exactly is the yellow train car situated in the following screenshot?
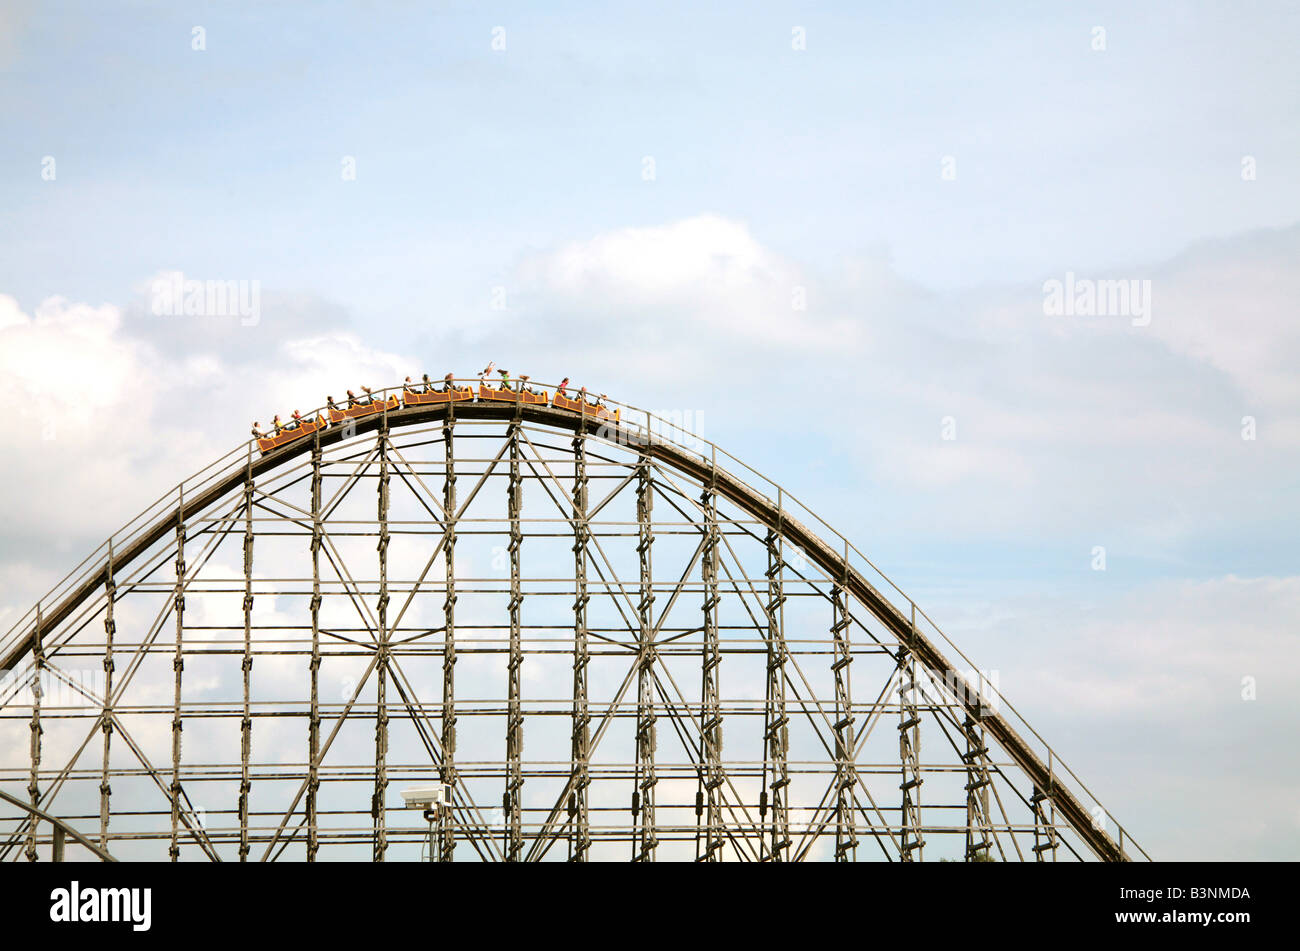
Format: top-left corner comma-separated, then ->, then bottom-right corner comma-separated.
327,394 -> 401,425
403,386 -> 474,407
257,415 -> 328,455
551,391 -> 619,423
478,384 -> 548,406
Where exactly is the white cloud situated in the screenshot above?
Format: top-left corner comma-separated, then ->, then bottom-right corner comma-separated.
1142,229 -> 1300,408
0,293 -> 417,623
515,214 -> 864,353
0,293 -> 147,412
527,214 -> 772,297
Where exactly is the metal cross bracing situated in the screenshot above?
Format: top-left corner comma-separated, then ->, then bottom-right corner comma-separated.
0,390 -> 1148,862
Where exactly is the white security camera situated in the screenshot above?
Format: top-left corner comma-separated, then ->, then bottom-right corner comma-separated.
402,785 -> 452,810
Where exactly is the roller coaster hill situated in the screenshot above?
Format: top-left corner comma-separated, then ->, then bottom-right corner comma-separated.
0,376 -> 1149,862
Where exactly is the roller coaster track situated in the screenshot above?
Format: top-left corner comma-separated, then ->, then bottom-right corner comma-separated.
0,382 -> 1148,861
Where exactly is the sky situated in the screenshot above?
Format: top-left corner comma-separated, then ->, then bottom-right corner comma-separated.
1,1 -> 1299,860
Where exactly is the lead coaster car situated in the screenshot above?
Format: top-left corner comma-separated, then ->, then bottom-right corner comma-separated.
257,414 -> 328,455
551,391 -> 620,423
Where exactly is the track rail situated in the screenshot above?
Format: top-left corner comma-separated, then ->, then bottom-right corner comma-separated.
0,788 -> 117,862
0,384 -> 1146,861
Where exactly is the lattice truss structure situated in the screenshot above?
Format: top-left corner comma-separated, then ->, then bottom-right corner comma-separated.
0,406 -> 1142,861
